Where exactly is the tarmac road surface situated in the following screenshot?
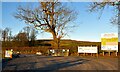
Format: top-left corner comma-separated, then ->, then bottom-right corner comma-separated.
2,54 -> 119,71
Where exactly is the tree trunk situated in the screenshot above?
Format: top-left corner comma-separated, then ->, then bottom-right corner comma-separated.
50,2 -> 60,49
51,31 -> 60,49
51,31 -> 61,56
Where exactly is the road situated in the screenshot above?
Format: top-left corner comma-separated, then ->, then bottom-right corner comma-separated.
2,55 -> 118,71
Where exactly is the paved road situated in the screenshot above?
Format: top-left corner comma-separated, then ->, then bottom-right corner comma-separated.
2,55 -> 118,71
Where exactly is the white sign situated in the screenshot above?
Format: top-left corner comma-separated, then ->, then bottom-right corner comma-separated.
5,50 -> 13,58
78,46 -> 98,53
101,33 -> 118,51
36,52 -> 42,55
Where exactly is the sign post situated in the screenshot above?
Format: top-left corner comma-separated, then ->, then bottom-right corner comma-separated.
109,51 -> 110,56
84,53 -> 85,56
103,51 -> 104,56
116,51 -> 117,56
96,53 -> 98,57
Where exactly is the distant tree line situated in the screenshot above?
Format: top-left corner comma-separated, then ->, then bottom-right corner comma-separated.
1,27 -> 38,47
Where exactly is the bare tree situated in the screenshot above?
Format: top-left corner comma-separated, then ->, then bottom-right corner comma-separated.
23,26 -> 31,41
88,0 -> 119,24
30,28 -> 38,46
2,28 -> 11,41
30,28 -> 37,41
14,1 -> 77,48
13,32 -> 29,47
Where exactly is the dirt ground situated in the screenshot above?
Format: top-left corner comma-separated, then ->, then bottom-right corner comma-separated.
1,54 -> 119,71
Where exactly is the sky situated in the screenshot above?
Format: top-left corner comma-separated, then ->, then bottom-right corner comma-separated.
2,2 -> 118,42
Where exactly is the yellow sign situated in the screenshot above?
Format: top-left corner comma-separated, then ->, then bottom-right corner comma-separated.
101,33 -> 118,51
